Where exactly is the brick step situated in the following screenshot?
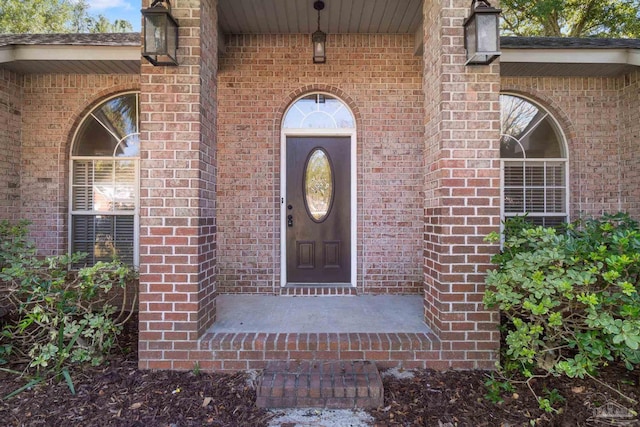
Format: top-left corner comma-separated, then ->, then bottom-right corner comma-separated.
255,360 -> 383,409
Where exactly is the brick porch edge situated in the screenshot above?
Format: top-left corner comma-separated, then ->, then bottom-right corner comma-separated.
184,331 -> 495,371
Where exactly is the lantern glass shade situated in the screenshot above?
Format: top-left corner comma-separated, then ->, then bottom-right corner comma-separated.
312,30 -> 326,64
142,6 -> 179,66
463,3 -> 501,65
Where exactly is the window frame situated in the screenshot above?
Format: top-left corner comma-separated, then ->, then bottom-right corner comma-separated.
500,93 -> 570,227
68,91 -> 140,268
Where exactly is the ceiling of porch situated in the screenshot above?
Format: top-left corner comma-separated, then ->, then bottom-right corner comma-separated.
217,0 -> 423,34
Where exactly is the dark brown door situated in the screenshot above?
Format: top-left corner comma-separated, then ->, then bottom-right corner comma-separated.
286,137 -> 351,284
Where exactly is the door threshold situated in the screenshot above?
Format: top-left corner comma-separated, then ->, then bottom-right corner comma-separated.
285,283 -> 353,287
281,284 -> 357,296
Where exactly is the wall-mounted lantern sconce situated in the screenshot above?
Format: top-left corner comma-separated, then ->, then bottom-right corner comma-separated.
141,0 -> 179,66
312,0 -> 326,64
463,0 -> 501,65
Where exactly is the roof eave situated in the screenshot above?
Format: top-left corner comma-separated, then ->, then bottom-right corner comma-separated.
500,47 -> 640,77
1,40 -> 638,77
0,44 -> 140,74
501,47 -> 639,66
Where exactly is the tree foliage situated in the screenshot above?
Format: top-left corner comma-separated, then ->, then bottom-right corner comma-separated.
500,0 -> 640,38
0,0 -> 133,34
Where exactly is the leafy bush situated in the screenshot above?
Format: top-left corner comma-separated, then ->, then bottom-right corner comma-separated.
0,220 -> 137,397
484,213 -> 640,410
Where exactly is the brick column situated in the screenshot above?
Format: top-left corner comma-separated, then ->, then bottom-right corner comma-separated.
422,0 -> 500,369
620,71 -> 640,216
139,0 -> 218,370
0,69 -> 21,221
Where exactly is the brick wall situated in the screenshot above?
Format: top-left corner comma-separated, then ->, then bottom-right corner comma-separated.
0,69 -> 21,221
421,0 -> 501,369
138,0 -> 218,371
620,70 -> 640,217
20,74 -> 139,255
501,76 -> 624,219
216,34 -> 424,294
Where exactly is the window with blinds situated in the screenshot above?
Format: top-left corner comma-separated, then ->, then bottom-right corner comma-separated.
500,94 -> 568,226
70,93 -> 139,268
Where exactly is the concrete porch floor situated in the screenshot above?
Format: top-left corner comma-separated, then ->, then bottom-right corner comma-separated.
210,294 -> 431,334
196,294 -> 444,371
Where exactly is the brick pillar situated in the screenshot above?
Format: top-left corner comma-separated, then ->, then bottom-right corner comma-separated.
139,0 -> 218,370
620,71 -> 640,216
422,0 -> 500,369
0,69 -> 22,221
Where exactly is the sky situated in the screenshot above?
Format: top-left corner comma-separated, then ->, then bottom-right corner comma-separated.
88,0 -> 142,31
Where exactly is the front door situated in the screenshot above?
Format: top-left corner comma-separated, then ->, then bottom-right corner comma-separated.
286,137 -> 351,284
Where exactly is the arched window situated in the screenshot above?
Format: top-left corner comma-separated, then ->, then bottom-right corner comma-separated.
70,92 -> 139,267
500,94 -> 568,226
283,93 -> 355,129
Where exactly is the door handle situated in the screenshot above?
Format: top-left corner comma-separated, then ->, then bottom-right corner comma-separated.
287,215 -> 293,227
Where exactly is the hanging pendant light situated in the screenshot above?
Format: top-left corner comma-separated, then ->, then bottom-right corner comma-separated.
312,0 -> 326,64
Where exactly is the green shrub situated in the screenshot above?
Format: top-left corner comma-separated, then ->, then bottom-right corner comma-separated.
0,220 -> 137,397
484,213 -> 640,410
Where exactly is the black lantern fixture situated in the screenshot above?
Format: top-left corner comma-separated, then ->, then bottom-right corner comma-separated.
141,0 -> 179,66
463,0 -> 501,65
312,0 -> 326,64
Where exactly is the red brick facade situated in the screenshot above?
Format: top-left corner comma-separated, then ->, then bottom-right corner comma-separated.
1,0 -> 639,371
21,74 -> 139,255
217,33 -> 424,294
502,75 -> 631,218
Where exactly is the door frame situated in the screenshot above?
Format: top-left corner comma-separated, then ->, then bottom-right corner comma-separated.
280,126 -> 357,288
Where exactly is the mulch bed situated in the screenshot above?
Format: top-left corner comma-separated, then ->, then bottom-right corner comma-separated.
1,317 -> 640,426
373,367 -> 640,426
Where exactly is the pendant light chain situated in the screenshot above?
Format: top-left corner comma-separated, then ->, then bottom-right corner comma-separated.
312,0 -> 326,63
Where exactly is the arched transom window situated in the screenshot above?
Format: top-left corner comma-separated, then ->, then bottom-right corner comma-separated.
500,94 -> 568,226
70,92 -> 139,267
283,93 -> 355,129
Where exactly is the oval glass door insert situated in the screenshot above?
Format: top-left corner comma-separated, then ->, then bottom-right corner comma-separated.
304,148 -> 334,222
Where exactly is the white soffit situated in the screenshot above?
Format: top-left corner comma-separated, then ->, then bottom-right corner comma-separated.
217,0 -> 423,34
500,48 -> 640,76
501,48 -> 639,65
0,45 -> 140,74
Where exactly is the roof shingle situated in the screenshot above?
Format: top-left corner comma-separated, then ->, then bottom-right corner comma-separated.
1,33 -> 638,50
0,33 -> 140,48
501,36 -> 640,49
